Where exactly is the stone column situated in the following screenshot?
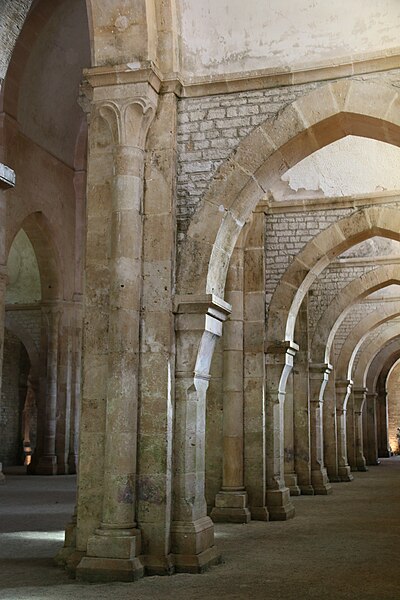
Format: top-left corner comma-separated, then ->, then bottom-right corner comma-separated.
172,295 -> 231,572
265,342 -> 297,519
309,364 -> 332,494
68,299 -> 83,474
0,164 -> 15,483
323,374 -> 339,482
35,304 -> 61,475
211,247 -> 250,523
56,307 -> 73,474
353,387 -> 367,471
76,76 -> 158,582
292,299 -> 313,494
284,371 -> 301,495
335,380 -> 353,481
137,92 -> 177,574
365,392 -> 379,465
243,213 -> 269,520
376,387 -> 390,458
346,392 -> 357,470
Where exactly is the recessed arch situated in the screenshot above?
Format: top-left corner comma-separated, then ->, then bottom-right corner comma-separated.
179,79 -> 400,302
4,316 -> 40,379
308,263 -> 400,364
367,342 -> 400,394
353,329 -> 400,389
335,304 -> 400,382
8,213 -> 62,301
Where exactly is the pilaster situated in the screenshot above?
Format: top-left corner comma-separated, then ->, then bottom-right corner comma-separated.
335,380 -> 354,482
211,247 -> 251,524
172,294 -> 231,572
353,387 -> 368,471
365,392 -> 380,465
323,374 -> 339,482
309,364 -> 332,495
265,341 -> 298,519
33,305 -> 61,475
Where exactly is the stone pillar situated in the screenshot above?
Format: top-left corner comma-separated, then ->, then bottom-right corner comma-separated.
376,387 -> 390,458
243,213 -> 269,521
323,374 -> 339,482
34,305 -> 61,475
211,247 -> 250,523
265,342 -> 297,519
68,299 -> 83,474
309,364 -> 332,494
172,295 -> 231,572
137,92 -> 177,575
56,307 -> 73,474
0,163 -> 15,484
76,75 -> 158,582
335,380 -> 353,481
293,300 -> 313,495
346,392 -> 357,470
284,371 -> 301,495
353,387 -> 367,471
365,392 -> 379,465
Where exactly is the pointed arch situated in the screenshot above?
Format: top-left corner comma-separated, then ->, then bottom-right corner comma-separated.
179,79 -> 400,302
353,328 -> 400,388
335,304 -> 400,382
309,262 -> 400,363
8,212 -> 62,301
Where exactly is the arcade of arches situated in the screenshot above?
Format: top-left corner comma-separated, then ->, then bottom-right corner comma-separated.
1,0 -> 400,585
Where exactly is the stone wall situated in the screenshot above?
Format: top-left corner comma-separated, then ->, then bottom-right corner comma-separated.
176,69 -> 400,239
5,308 -> 41,351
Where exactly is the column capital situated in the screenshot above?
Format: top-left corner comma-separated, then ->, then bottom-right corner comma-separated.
310,362 -> 333,377
81,68 -> 159,149
83,61 -> 162,94
265,340 -> 299,360
93,93 -> 158,149
335,378 -> 353,391
174,294 -> 232,336
353,386 -> 368,395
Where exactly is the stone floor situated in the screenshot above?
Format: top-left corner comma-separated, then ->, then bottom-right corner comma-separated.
1,458 -> 400,599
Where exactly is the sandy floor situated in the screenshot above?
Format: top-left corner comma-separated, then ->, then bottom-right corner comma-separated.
1,458 -> 400,599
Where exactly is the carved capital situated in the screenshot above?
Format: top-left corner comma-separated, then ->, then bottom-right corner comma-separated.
94,95 -> 157,150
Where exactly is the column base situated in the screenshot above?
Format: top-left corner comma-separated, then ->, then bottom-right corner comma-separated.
55,547 -> 85,576
299,485 -> 315,495
76,528 -> 144,583
171,516 -> 220,573
266,487 -> 295,520
311,468 -> 332,495
33,455 -> 58,475
211,491 -> 251,523
338,465 -> 354,482
326,465 -> 340,482
143,554 -> 175,576
284,473 -> 301,496
172,545 -> 221,574
0,462 -> 5,485
357,465 -> 368,471
250,506 -> 269,521
68,453 -> 78,474
76,556 -> 144,582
